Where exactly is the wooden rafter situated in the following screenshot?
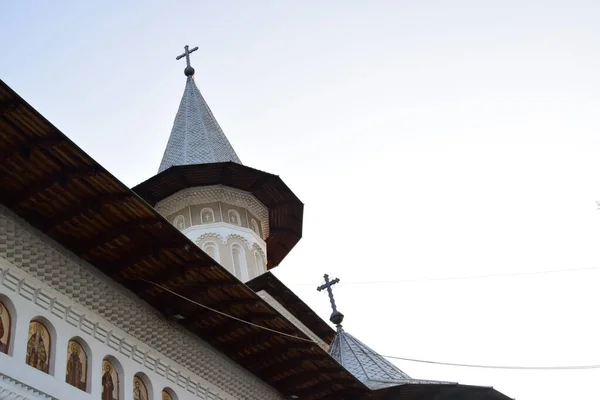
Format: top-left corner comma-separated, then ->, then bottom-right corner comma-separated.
9,165 -> 101,207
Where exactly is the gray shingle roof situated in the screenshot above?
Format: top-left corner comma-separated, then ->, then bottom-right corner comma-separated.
158,76 -> 241,173
328,329 -> 451,390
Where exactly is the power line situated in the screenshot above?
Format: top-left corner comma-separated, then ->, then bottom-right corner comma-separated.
287,266 -> 600,286
381,354 -> 600,371
140,279 -> 313,343
143,279 -> 600,372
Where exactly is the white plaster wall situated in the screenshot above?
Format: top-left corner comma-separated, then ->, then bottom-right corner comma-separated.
0,262 -> 223,400
155,186 -> 270,283
0,206 -> 285,400
192,227 -> 267,283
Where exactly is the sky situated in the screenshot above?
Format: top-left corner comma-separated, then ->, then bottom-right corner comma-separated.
2,1 -> 600,398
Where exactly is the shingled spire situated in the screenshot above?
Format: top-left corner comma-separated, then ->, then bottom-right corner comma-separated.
317,274 -> 450,390
158,45 -> 241,173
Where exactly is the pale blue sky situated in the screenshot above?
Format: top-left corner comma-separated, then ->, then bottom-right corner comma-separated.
3,1 -> 600,399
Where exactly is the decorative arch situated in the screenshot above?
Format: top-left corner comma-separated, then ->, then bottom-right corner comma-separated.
173,215 -> 185,230
254,250 -> 265,278
202,241 -> 220,263
102,356 -> 123,400
66,337 -> 90,392
25,317 -> 55,374
250,219 -> 260,237
197,232 -> 225,245
228,209 -> 241,226
200,207 -> 215,224
231,243 -> 248,281
133,373 -> 152,400
0,294 -> 15,355
161,387 -> 178,400
225,234 -> 252,249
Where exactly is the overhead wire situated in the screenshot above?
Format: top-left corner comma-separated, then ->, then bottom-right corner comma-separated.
287,266 -> 600,286
140,279 -> 313,343
378,354 -> 600,371
142,279 -> 600,371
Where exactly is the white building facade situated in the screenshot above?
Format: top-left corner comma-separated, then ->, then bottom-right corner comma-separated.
0,205 -> 284,400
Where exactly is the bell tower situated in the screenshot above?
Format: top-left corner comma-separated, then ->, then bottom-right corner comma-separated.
133,45 -> 303,282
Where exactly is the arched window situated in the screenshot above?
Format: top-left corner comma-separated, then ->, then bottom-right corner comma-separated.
202,241 -> 220,263
173,215 -> 185,230
162,388 -> 177,400
26,319 -> 51,374
66,338 -> 89,391
0,301 -> 12,354
250,219 -> 260,236
133,375 -> 150,400
228,209 -> 241,226
200,207 -> 215,224
254,251 -> 265,277
231,244 -> 248,281
102,358 -> 121,400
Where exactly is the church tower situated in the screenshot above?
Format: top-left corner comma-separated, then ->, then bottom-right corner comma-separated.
133,45 -> 303,282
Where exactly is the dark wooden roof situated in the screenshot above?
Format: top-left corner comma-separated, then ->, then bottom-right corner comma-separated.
247,272 -> 336,345
372,383 -> 513,400
132,162 -> 303,269
0,78 -> 513,400
0,79 -> 367,400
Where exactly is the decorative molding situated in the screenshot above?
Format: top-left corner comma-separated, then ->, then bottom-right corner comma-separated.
0,206 -> 284,400
195,232 -> 265,253
196,232 -> 226,245
225,234 -> 252,250
0,373 -> 56,400
155,186 -> 269,238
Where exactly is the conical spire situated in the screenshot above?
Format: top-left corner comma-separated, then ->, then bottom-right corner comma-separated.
317,274 -> 449,390
158,46 -> 241,173
328,329 -> 414,389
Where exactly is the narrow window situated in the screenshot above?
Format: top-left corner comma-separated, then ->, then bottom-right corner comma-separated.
26,320 -> 51,374
202,241 -> 220,262
251,219 -> 260,237
200,208 -> 215,224
231,244 -> 248,281
102,359 -> 120,400
173,215 -> 185,230
0,301 -> 11,354
66,339 -> 88,391
133,375 -> 149,400
254,251 -> 265,277
228,210 -> 241,226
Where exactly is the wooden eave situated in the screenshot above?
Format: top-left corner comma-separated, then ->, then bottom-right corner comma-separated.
371,384 -> 513,400
132,162 -> 303,270
247,272 -> 336,345
0,79 -> 367,400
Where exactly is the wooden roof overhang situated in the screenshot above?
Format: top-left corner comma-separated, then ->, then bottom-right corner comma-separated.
0,79 -> 368,400
372,383 -> 513,400
132,162 -> 303,270
247,272 -> 336,345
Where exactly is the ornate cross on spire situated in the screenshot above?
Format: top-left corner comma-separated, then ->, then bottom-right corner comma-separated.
176,45 -> 199,77
317,274 -> 344,331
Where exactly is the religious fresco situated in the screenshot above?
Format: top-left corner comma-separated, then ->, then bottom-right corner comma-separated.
0,302 -> 11,354
65,339 -> 87,391
102,360 -> 119,400
162,390 -> 174,400
25,320 -> 50,373
133,376 -> 149,400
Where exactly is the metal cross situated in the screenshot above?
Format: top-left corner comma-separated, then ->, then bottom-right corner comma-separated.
176,45 -> 199,68
317,274 -> 344,329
